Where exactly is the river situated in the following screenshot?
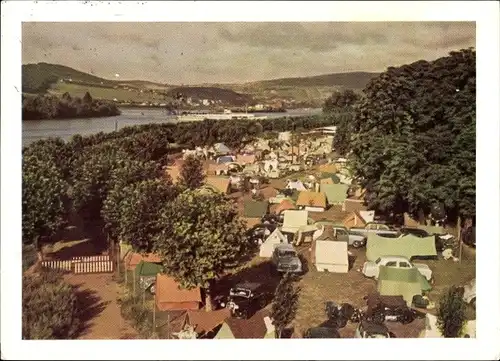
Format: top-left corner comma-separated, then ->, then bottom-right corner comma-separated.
22,107 -> 322,147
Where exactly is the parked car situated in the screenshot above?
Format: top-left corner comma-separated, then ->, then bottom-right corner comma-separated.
362,255 -> 433,281
364,293 -> 426,325
354,320 -> 391,338
225,282 -> 271,319
461,278 -> 476,308
303,327 -> 341,338
314,221 -> 366,248
461,226 -> 476,247
272,243 -> 303,274
350,222 -> 400,237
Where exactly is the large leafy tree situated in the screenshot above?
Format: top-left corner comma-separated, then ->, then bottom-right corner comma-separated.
153,190 -> 248,310
23,271 -> 80,339
271,273 -> 300,338
436,286 -> 467,337
178,155 -> 205,190
349,48 -> 476,221
104,178 -> 178,253
101,160 -> 164,242
22,153 -> 68,247
323,89 -> 360,113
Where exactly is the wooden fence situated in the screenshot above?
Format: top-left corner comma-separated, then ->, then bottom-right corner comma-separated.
41,255 -> 114,274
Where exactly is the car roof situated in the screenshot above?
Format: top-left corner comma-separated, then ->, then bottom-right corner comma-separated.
378,255 -> 411,262
275,243 -> 295,251
233,281 -> 262,290
359,320 -> 389,335
305,327 -> 341,338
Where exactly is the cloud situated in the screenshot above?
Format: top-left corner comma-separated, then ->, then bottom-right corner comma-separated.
22,22 -> 476,84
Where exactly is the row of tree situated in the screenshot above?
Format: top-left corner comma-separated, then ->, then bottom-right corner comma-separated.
22,92 -> 121,120
324,48 -> 476,223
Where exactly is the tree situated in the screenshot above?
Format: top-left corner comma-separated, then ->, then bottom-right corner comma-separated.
349,48 -> 476,222
23,270 -> 80,339
323,89 -> 360,113
153,190 -> 248,311
105,178 -> 178,253
83,91 -> 93,104
178,155 -> 205,190
271,272 -> 300,338
436,286 -> 467,337
22,153 -> 68,248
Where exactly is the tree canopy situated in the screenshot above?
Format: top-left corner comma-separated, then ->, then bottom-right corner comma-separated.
153,190 -> 248,290
349,48 -> 476,221
436,286 -> 467,337
22,150 -> 68,246
179,155 -> 206,190
271,273 -> 300,338
23,271 -> 81,339
104,178 -> 178,253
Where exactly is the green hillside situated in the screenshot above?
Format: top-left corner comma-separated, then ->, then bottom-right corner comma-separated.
249,71 -> 379,89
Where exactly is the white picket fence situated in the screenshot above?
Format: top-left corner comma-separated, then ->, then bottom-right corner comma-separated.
42,255 -> 114,274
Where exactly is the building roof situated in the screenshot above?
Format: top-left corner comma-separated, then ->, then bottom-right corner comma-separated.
186,308 -> 231,335
224,308 -> 272,339
296,191 -> 327,209
343,199 -> 367,212
155,274 -> 202,304
126,252 -> 161,271
236,154 -> 256,165
271,199 -> 296,214
204,177 -> 231,193
243,201 -> 269,218
134,260 -> 163,277
321,184 -> 349,205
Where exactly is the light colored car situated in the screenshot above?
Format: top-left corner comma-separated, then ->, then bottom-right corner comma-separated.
362,255 -> 433,281
272,243 -> 303,274
462,278 -> 476,307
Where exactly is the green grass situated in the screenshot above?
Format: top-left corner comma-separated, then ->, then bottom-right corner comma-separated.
49,82 -> 170,103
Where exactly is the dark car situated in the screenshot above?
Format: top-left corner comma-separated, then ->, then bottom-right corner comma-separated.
364,293 -> 426,325
246,223 -> 277,244
226,282 -> 271,319
303,327 -> 341,338
325,301 -> 362,328
355,320 -> 391,338
461,226 -> 476,248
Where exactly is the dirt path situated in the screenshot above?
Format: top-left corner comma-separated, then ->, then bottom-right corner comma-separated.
65,273 -> 138,339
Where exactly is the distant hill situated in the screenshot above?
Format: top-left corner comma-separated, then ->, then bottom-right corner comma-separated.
249,71 -> 379,89
167,86 -> 253,106
22,62 -> 115,93
22,62 -> 169,94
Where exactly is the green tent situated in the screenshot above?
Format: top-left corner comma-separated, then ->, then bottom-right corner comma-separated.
135,260 -> 163,278
366,233 -> 437,261
320,183 -> 349,205
243,200 -> 269,218
320,172 -> 341,184
377,266 -> 431,306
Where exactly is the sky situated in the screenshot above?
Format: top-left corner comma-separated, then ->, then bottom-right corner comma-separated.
22,22 -> 475,84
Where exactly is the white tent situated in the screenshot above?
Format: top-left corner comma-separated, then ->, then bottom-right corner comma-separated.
281,210 -> 308,234
260,228 -> 288,258
314,240 -> 349,273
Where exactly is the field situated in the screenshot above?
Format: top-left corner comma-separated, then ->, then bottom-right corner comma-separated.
49,82 -> 170,103
291,245 -> 476,337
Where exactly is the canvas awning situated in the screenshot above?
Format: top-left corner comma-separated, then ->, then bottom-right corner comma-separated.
366,233 -> 437,261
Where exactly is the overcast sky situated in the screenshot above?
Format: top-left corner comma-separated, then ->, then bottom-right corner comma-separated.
22,22 -> 475,84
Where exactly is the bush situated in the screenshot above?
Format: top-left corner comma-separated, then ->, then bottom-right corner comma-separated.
436,286 -> 467,337
118,294 -> 154,337
22,270 -> 80,339
22,244 -> 38,272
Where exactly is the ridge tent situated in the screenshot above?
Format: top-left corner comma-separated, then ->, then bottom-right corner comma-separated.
259,228 -> 288,258
377,265 -> 431,306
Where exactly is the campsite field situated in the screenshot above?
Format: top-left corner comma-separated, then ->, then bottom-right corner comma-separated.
290,244 -> 476,338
